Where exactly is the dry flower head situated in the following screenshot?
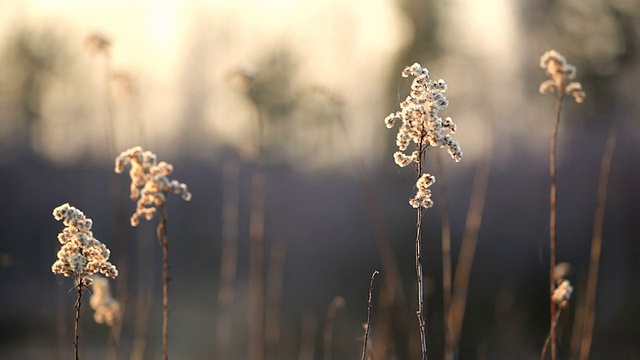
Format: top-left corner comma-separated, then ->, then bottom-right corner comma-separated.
115,146 -> 192,226
51,203 -> 118,281
552,279 -> 573,309
539,50 -> 586,103
385,62 -> 462,208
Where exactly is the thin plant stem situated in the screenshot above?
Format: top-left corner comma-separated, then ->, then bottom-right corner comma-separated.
249,165 -> 267,360
157,205 -> 170,360
415,141 -> 429,360
323,296 -> 345,360
451,123 -> 493,346
73,277 -> 86,360
435,152 -> 454,360
549,85 -> 565,360
579,129 -> 616,360
361,270 -> 380,360
541,307 -> 564,360
331,95 -> 408,358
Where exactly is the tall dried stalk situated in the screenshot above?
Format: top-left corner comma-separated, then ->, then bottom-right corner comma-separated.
539,50 -> 585,359
578,129 -> 616,360
415,142 -> 429,360
541,308 -> 564,360
361,271 -> 380,360
329,90 -> 408,359
385,63 -> 462,359
451,125 -> 493,347
73,278 -> 87,360
216,161 -> 240,358
156,205 -> 170,360
548,84 -> 565,360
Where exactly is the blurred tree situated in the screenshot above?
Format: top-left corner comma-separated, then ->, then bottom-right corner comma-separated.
0,24 -> 72,158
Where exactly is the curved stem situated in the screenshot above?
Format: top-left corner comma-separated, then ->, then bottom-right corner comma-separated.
361,271 -> 379,360
579,129 -> 616,360
549,87 -> 565,360
73,277 -> 85,360
157,205 -> 170,360
415,141 -> 428,360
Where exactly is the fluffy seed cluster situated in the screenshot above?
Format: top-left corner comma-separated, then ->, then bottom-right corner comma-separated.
51,203 -> 118,280
552,279 -> 574,308
409,173 -> 436,209
385,62 -> 462,208
539,50 -> 586,103
115,146 -> 192,226
90,276 -> 121,327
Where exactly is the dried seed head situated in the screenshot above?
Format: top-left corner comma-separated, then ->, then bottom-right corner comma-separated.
539,50 -> 586,104
115,147 -> 191,226
51,203 -> 118,280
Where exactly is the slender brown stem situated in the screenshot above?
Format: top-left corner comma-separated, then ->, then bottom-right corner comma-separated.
451,123 -> 493,346
157,205 -> 170,360
249,166 -> 267,360
361,271 -> 380,360
73,277 -> 85,360
331,96 -> 408,358
415,141 -> 428,360
541,307 -> 564,360
549,87 -> 565,360
579,129 -> 616,360
435,153 -> 454,360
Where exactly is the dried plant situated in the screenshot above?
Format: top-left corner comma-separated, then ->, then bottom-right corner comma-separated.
385,62 -> 462,359
538,50 -> 585,360
361,271 -> 379,360
115,146 -> 191,360
52,203 -> 118,360
578,129 -> 616,360
541,263 -> 574,360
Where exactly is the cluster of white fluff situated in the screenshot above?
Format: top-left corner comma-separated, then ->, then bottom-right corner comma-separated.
385,63 -> 462,208
539,50 -> 586,103
115,146 -> 192,226
90,276 -> 121,327
409,173 -> 437,209
552,279 -> 574,308
51,203 -> 118,281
